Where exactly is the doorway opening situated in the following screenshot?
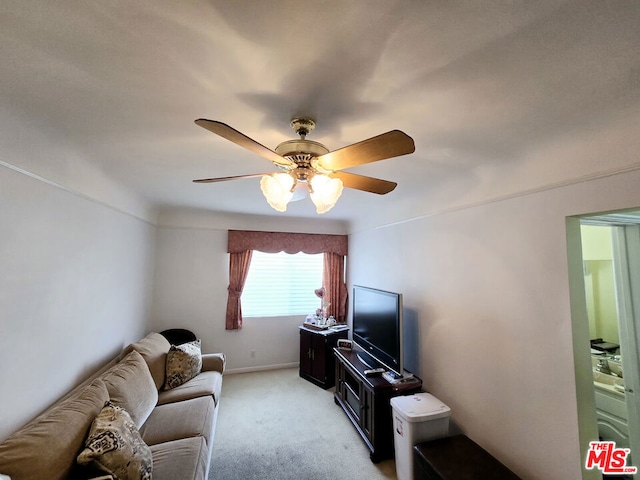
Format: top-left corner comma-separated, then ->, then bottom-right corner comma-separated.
568,210 -> 640,479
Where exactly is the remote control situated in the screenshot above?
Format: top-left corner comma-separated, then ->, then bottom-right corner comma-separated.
364,368 -> 385,376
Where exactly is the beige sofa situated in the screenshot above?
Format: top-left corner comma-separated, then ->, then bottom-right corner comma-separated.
0,332 -> 225,480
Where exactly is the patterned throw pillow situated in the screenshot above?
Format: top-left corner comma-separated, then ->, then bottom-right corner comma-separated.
163,339 -> 203,390
77,402 -> 152,480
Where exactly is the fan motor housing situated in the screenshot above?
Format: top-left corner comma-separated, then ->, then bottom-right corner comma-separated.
275,139 -> 329,168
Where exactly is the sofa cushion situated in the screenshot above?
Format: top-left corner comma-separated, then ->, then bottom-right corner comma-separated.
101,350 -> 157,429
121,333 -> 171,391
0,378 -> 109,480
139,396 -> 215,447
163,340 -> 202,390
157,370 -> 222,406
150,437 -> 208,480
77,402 -> 152,480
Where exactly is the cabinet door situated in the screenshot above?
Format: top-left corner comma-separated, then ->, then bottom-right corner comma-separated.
310,334 -> 327,382
299,330 -> 313,376
361,386 -> 373,440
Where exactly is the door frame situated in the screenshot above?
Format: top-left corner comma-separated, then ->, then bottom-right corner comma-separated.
566,217 -> 600,480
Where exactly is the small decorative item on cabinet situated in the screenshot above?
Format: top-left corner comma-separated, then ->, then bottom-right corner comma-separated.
303,321 -> 330,331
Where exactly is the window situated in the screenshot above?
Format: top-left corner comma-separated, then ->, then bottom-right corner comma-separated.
241,251 -> 323,317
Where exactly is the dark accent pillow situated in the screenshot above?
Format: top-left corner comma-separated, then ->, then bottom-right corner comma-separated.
163,339 -> 202,390
77,401 -> 152,480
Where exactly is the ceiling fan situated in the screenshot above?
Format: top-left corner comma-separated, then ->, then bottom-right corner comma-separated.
193,118 -> 415,214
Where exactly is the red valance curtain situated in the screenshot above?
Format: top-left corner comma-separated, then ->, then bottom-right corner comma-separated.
225,230 -> 348,330
228,229 -> 347,255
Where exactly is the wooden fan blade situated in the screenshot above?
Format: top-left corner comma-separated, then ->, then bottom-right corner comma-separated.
195,119 -> 294,168
193,173 -> 267,183
315,130 -> 415,172
330,171 -> 397,195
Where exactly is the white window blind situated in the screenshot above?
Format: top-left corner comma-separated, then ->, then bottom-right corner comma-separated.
242,251 -> 323,317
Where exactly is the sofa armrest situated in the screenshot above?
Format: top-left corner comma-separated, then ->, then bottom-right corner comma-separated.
201,353 -> 226,373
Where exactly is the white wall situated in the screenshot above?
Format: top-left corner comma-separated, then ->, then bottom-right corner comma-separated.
0,166 -> 156,441
151,211 -> 347,372
348,169 -> 640,479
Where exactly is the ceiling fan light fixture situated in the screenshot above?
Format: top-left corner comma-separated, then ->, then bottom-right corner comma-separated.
194,118 -> 415,215
309,174 -> 343,214
260,173 -> 295,212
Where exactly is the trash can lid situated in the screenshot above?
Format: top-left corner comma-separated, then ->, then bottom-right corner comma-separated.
390,393 -> 451,422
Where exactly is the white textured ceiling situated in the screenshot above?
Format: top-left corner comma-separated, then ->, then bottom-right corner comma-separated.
2,1 -> 639,227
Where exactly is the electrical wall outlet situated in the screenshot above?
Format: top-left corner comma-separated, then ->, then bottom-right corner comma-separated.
250,350 -> 255,358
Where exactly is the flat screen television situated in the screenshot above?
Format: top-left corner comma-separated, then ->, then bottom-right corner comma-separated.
352,285 -> 404,378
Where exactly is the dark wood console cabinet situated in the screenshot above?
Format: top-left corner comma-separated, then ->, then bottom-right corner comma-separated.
299,326 -> 348,389
333,344 -> 422,463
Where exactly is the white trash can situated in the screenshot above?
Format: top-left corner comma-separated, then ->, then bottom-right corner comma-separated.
390,393 -> 451,480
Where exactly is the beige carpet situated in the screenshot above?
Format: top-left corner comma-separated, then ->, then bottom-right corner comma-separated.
209,368 -> 398,480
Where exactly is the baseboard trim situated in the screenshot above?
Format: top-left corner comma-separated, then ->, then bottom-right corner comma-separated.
225,362 -> 299,375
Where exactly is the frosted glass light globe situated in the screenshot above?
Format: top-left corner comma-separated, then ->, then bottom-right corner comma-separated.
309,175 -> 343,214
260,173 -> 295,212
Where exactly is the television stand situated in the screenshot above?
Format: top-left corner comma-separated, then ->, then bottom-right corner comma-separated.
333,344 -> 422,463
